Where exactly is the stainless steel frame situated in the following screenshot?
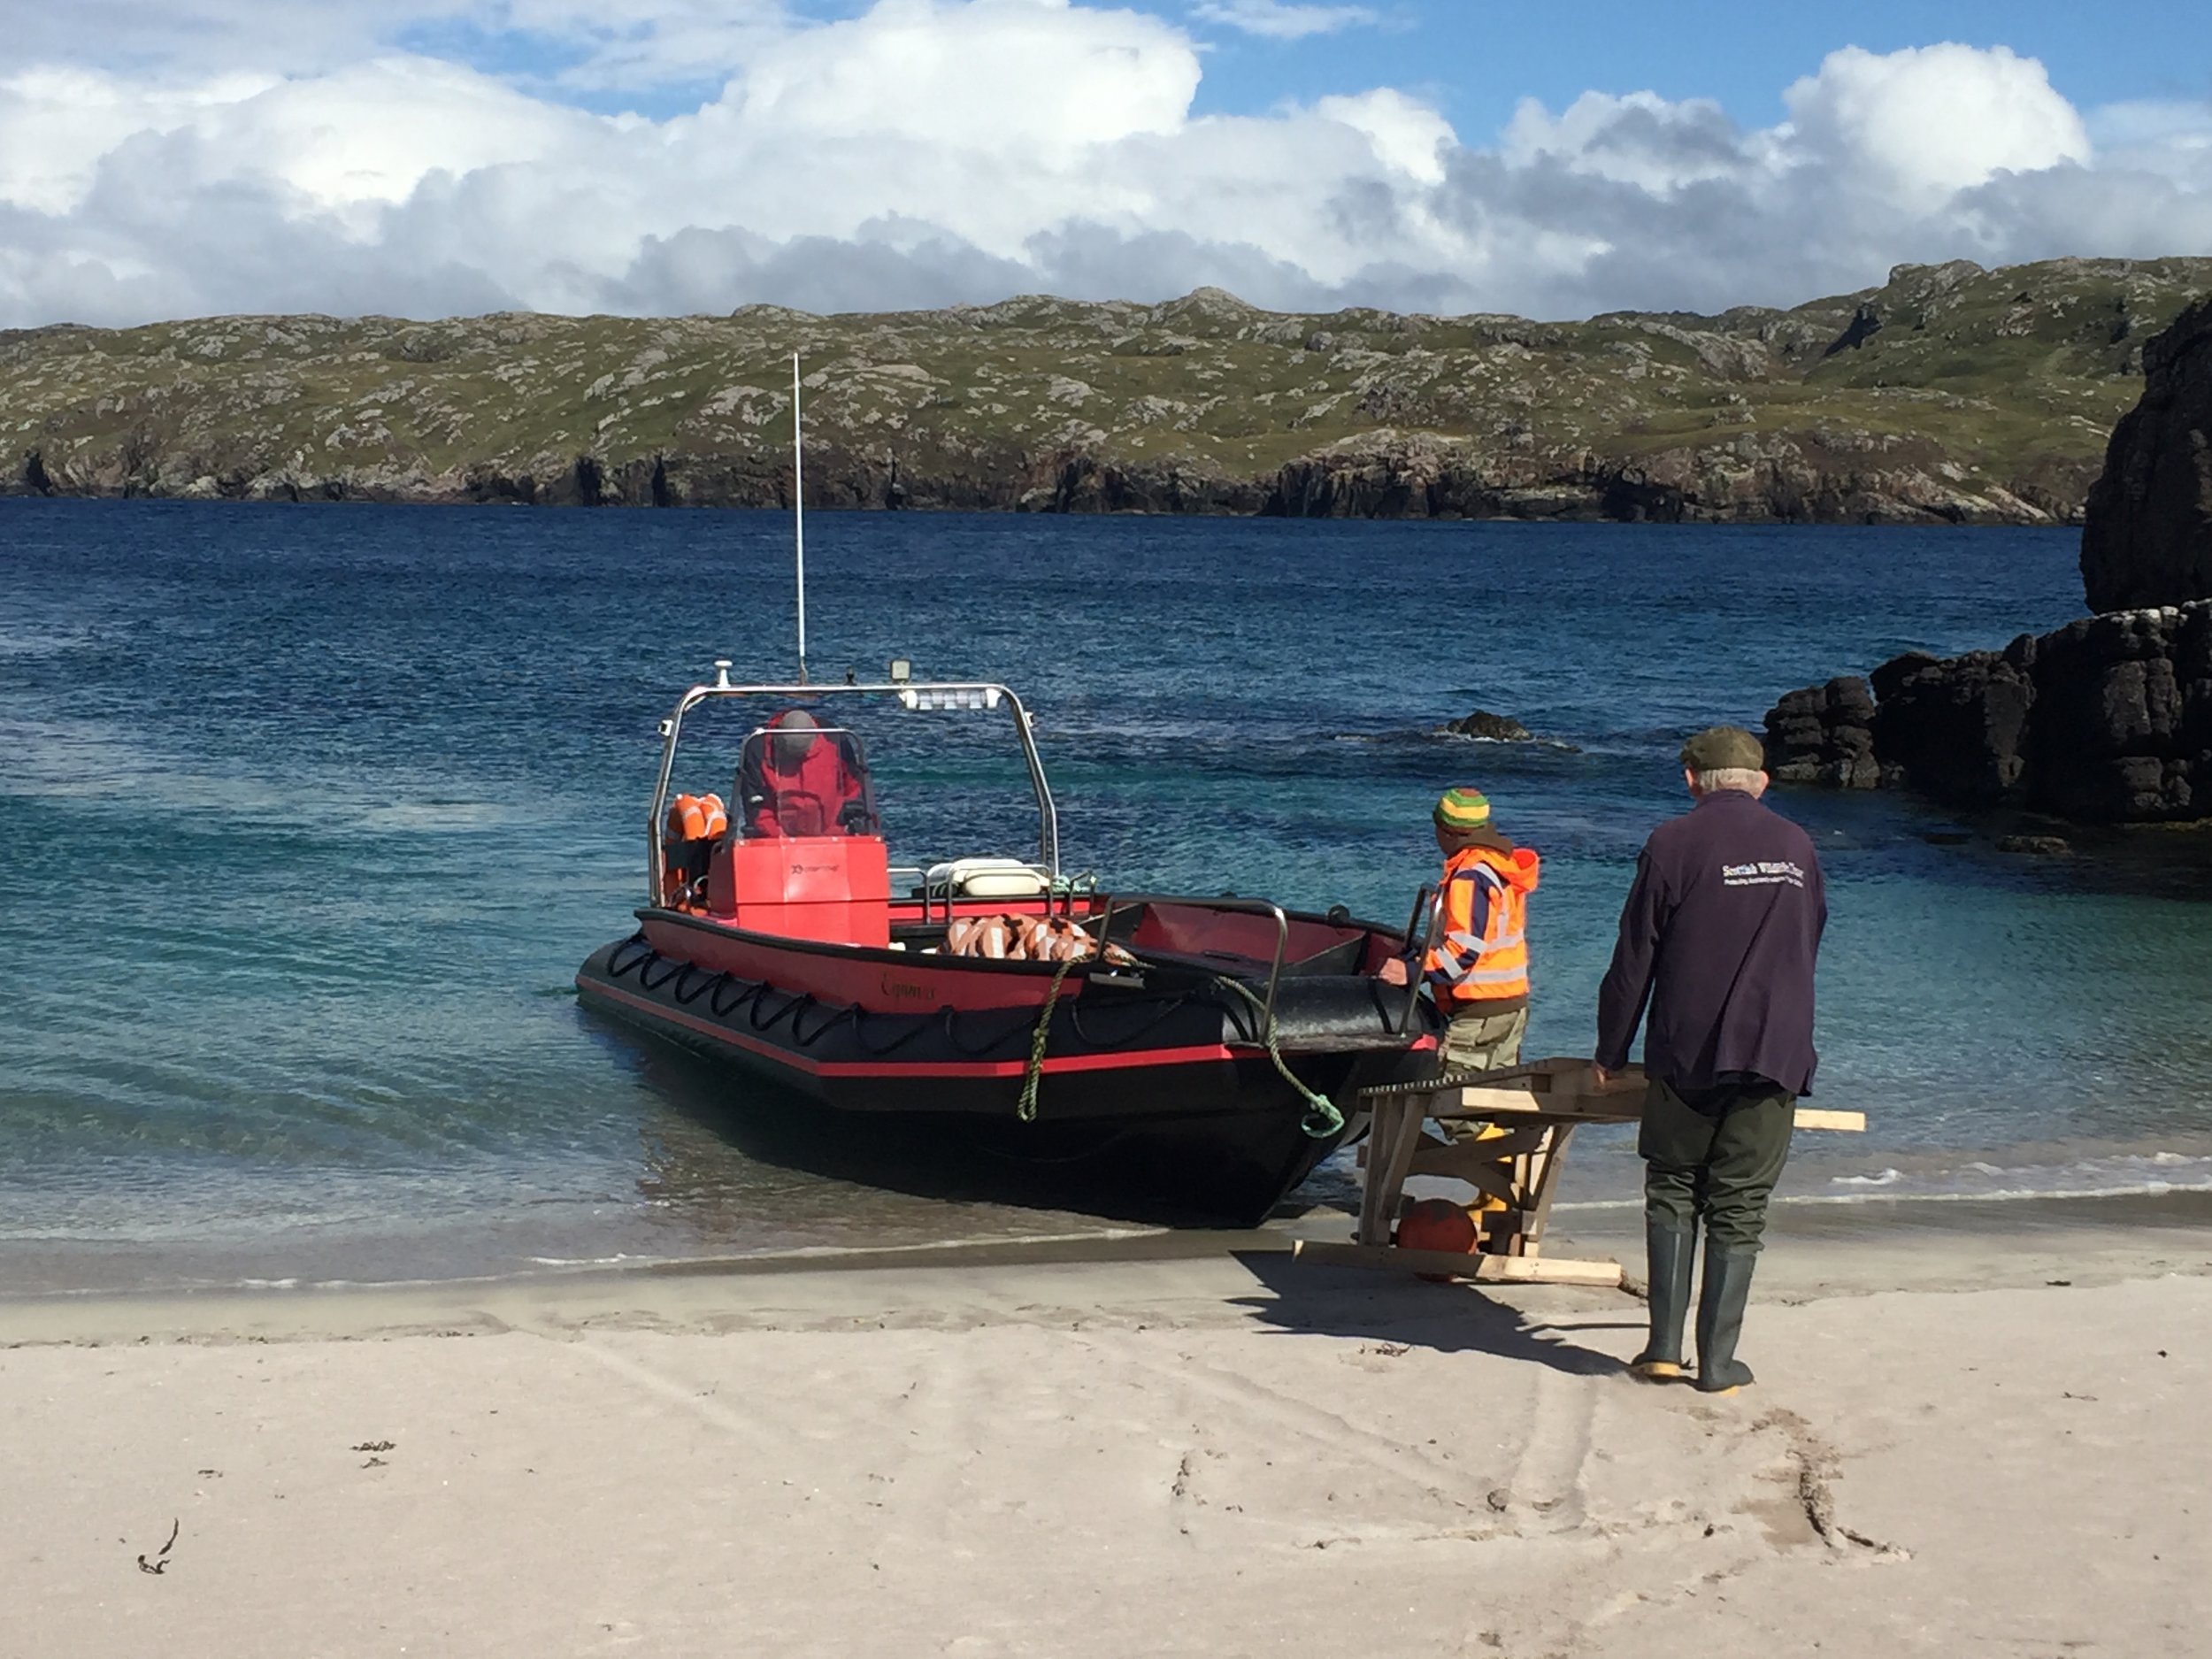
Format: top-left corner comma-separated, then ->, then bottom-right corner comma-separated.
645,677 -> 1060,908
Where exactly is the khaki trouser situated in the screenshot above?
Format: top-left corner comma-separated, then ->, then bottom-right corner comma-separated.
1438,1004 -> 1527,1073
1433,1005 -> 1527,1148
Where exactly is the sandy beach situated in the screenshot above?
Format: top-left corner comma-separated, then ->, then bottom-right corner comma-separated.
6,1202 -> 2211,1659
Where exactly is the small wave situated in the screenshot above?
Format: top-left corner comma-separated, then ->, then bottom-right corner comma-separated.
1429,732 -> 1582,752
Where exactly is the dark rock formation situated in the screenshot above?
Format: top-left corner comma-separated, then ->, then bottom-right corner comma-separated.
1763,600 -> 2212,822
1443,710 -> 1535,742
1871,648 -> 2035,806
2081,297 -> 2212,611
1762,678 -> 1880,787
1823,303 -> 1883,357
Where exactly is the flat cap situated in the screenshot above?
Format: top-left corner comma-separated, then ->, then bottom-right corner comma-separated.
1678,725 -> 1767,772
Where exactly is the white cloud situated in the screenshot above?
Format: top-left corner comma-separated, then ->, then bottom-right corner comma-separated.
1190,0 -> 1376,40
0,12 -> 2209,331
1782,43 -> 2090,204
1317,88 -> 1453,185
710,0 -> 1197,158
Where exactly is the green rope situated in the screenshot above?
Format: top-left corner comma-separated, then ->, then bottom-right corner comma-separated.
1209,974 -> 1346,1141
1013,947 -> 1348,1141
1015,955 -> 1079,1123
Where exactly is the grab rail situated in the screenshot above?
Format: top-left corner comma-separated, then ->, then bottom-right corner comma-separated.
1398,882 -> 1440,1034
1087,894 -> 1290,1041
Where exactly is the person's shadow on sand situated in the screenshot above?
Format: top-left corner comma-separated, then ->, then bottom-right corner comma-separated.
1227,1248 -> 1635,1379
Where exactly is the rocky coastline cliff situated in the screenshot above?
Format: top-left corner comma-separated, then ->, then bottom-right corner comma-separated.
8,257 -> 2212,525
1765,299 -> 2212,826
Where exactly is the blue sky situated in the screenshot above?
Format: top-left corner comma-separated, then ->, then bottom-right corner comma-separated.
388,0 -> 2212,132
1173,1 -> 2212,131
4,0 -> 2210,326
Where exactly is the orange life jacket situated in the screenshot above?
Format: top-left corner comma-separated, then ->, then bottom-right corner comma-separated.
1425,841 -> 1539,1009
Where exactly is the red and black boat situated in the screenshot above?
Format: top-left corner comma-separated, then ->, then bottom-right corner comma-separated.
577,665 -> 1441,1225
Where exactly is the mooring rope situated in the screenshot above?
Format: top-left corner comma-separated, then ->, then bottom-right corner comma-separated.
1206,972 -> 1346,1141
1014,955 -> 1080,1123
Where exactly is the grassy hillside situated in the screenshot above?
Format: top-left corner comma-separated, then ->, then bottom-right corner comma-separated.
5,256 -> 2208,522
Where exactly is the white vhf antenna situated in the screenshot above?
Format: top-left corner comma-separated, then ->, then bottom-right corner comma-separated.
792,351 -> 808,686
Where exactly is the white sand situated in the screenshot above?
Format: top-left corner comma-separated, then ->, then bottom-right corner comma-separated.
4,1234 -> 2209,1657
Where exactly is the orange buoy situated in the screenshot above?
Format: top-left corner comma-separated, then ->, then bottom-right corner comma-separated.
1396,1197 -> 1478,1255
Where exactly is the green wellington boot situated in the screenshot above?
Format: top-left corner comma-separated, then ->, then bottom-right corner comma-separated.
1630,1220 -> 1694,1381
1694,1248 -> 1760,1394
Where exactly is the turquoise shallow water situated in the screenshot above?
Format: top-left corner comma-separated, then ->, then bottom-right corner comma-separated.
4,501 -> 2210,1291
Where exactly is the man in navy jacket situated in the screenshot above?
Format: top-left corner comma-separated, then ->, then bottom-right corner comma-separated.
1595,726 -> 1826,1394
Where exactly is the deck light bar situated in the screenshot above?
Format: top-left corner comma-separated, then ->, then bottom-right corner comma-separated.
897,686 -> 1000,711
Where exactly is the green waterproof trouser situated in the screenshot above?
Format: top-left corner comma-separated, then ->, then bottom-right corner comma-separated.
1639,1079 -> 1794,1254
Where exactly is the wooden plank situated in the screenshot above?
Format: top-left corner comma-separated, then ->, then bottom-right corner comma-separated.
1357,1098 -> 1425,1248
1424,1093 -> 1642,1125
1793,1108 -> 1866,1132
1518,1123 -> 1575,1248
1292,1238 -> 1622,1287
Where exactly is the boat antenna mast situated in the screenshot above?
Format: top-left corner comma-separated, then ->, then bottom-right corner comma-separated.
792,350 -> 808,686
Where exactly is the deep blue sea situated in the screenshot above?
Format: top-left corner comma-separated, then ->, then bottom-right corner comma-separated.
5,501 -> 2210,1292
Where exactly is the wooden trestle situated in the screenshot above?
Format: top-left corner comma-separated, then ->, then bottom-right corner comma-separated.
1292,1057 -> 1865,1287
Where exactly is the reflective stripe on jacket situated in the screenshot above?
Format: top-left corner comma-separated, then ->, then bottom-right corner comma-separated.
1425,842 -> 1540,1010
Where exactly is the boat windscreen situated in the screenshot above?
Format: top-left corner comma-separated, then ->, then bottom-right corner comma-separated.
734,726 -> 879,839
672,695 -> 1051,880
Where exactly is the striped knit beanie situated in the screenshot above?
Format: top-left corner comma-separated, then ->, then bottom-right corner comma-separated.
1433,787 -> 1492,831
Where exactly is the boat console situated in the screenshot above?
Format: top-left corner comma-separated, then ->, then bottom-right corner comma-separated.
704,833 -> 892,947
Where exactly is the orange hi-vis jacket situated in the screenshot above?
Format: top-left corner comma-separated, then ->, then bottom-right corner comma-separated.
1425,841 -> 1540,1012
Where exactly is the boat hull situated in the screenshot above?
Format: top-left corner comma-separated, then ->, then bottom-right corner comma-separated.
576,926 -> 1432,1225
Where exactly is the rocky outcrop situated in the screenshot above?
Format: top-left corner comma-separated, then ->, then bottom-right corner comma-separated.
1763,601 -> 2212,822
1870,648 -> 2037,807
2080,298 -> 2212,611
1762,678 -> 1881,788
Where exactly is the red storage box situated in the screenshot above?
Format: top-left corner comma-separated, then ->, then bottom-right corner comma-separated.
707,834 -> 891,947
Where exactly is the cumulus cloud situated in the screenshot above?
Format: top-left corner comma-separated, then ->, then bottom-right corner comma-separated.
0,4 -> 2208,330
1782,43 -> 2091,204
